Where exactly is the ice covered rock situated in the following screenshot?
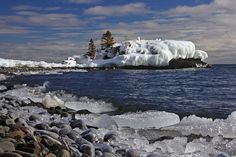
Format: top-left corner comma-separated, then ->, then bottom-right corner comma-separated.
76,39 -> 208,68
65,97 -> 117,113
42,94 -> 64,108
112,111 -> 180,129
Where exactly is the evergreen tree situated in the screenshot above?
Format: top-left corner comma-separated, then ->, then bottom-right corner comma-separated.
101,30 -> 115,50
86,38 -> 96,59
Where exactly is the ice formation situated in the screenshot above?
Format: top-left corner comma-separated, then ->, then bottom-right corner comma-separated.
163,111 -> 236,138
76,39 -> 208,67
65,96 -> 117,113
0,58 -> 75,68
112,111 -> 180,129
0,38 -> 208,69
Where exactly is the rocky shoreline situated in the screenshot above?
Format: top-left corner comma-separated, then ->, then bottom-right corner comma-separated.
2,66 -> 236,157
0,58 -> 211,75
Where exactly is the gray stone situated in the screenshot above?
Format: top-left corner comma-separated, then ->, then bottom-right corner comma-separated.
104,132 -> 117,142
80,144 -> 95,157
102,152 -> 116,157
101,145 -> 113,153
35,123 -> 50,130
0,85 -> 7,91
0,141 -> 15,152
67,131 -> 80,140
34,130 -> 59,139
70,119 -> 87,130
95,150 -> 103,156
126,149 -> 140,157
59,128 -> 71,137
82,133 -> 96,143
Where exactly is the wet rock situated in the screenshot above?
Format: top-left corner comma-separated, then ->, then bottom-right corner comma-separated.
0,140 -> 15,152
82,133 -> 96,143
0,147 -> 3,153
101,145 -> 113,153
35,123 -> 50,130
67,131 -> 80,140
58,149 -> 71,157
102,152 -> 116,157
40,135 -> 63,149
59,128 -> 71,137
75,137 -> 92,146
126,149 -> 140,157
70,119 -> 87,130
80,144 -> 95,157
104,132 -> 117,142
95,150 -> 103,156
0,152 -> 23,157
116,149 -> 126,157
34,130 -> 59,139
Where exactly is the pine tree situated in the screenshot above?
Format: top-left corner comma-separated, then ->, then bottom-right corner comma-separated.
101,30 -> 115,50
86,38 -> 96,59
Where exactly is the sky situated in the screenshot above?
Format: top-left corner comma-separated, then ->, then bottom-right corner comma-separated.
0,0 -> 235,63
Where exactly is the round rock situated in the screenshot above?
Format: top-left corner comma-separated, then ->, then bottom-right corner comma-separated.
0,152 -> 23,157
0,141 -> 15,152
70,119 -> 87,130
126,149 -> 140,157
80,144 -> 95,157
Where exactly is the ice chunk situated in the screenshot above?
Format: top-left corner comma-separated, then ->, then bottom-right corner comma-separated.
112,111 -> 180,129
65,97 -> 117,113
42,94 -> 64,108
164,111 -> 236,138
75,114 -> 118,129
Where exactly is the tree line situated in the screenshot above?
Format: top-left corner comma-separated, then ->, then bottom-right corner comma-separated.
86,30 -> 115,59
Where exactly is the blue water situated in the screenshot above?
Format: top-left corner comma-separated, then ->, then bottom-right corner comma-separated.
12,65 -> 236,119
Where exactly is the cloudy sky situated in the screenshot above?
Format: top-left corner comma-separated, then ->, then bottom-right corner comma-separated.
0,0 -> 235,63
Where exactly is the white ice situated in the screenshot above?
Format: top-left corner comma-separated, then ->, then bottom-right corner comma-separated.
163,111 -> 236,138
75,39 -> 208,68
112,111 -> 180,129
65,96 -> 117,113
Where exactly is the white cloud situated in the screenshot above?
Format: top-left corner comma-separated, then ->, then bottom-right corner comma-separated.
84,3 -> 147,16
66,0 -> 99,4
12,5 -> 61,11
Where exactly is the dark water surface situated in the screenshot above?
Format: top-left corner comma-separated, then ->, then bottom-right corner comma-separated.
12,65 -> 236,119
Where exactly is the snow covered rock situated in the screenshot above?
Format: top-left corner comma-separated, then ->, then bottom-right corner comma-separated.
76,38 -> 209,68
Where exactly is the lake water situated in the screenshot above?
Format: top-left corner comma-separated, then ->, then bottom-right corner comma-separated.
12,65 -> 236,119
